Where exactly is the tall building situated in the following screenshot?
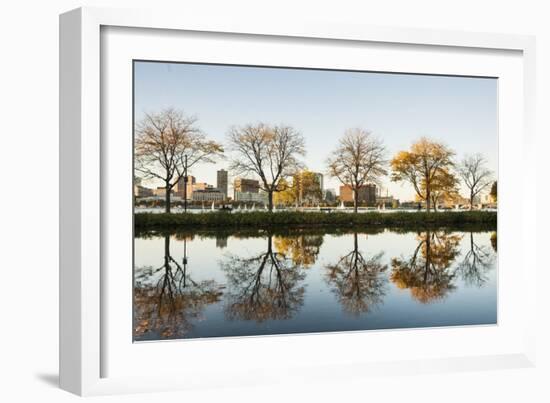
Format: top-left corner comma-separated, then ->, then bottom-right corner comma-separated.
339,184 -> 377,205
323,189 -> 336,202
291,171 -> 323,205
217,169 -> 228,199
234,178 -> 260,196
174,175 -> 196,200
313,172 -> 324,193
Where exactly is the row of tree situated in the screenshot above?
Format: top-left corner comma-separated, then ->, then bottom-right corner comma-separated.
135,108 -> 495,213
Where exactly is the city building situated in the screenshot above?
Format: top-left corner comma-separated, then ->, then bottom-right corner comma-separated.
191,186 -> 225,202
133,177 -> 154,197
192,182 -> 209,192
134,185 -> 154,197
154,186 -> 171,197
376,195 -> 398,208
375,187 -> 397,207
234,178 -> 260,197
174,175 -> 196,200
292,171 -> 323,205
234,191 -> 268,204
313,172 -> 324,193
217,169 -> 228,199
339,184 -> 377,205
323,189 -> 336,202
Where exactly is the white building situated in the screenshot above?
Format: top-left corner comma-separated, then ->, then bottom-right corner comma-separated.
234,191 -> 268,203
191,188 -> 225,202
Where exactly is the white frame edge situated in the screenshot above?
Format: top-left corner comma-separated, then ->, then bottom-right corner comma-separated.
59,6 -> 537,396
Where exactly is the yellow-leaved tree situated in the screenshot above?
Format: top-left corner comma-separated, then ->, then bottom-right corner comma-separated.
391,137 -> 455,212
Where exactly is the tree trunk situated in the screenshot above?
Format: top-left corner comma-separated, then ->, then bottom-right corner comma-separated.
165,182 -> 171,214
424,230 -> 431,282
353,188 -> 358,213
164,235 -> 170,266
470,191 -> 474,210
268,191 -> 274,212
426,188 -> 431,212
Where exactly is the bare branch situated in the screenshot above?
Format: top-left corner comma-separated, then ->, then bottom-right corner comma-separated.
326,128 -> 387,212
457,153 -> 493,209
134,108 -> 223,212
227,123 -> 305,211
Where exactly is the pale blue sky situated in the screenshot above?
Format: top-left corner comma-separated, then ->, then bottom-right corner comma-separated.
134,61 -> 497,201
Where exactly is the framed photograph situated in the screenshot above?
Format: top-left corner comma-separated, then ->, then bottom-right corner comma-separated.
60,7 -> 537,396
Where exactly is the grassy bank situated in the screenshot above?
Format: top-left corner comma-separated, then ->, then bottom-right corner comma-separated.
135,210 -> 497,230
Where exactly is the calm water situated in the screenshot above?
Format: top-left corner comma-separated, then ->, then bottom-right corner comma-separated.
133,227 -> 497,341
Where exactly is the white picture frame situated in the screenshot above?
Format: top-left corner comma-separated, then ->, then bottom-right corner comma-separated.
59,6 -> 537,396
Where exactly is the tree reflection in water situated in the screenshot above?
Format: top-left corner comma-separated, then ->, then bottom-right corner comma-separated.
221,234 -> 306,322
273,233 -> 324,267
325,233 -> 388,315
134,235 -> 223,340
490,232 -> 497,252
390,230 -> 462,304
456,232 -> 495,287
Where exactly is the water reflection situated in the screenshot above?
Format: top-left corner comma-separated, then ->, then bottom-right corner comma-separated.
456,232 -> 495,287
134,235 -> 223,339
273,234 -> 324,267
221,234 -> 306,322
490,232 -> 497,252
134,227 -> 497,340
325,233 -> 387,315
390,230 -> 462,304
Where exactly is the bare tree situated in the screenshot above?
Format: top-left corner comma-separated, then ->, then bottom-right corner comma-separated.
227,123 -> 305,211
327,128 -> 387,213
457,154 -> 493,210
134,108 -> 223,213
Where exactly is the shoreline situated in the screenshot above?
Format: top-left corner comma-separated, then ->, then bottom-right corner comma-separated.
134,210 -> 497,230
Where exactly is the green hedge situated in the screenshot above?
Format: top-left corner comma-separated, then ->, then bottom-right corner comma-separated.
135,210 -> 497,229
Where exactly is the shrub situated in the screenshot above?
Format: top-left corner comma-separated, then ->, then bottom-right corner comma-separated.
135,210 -> 497,229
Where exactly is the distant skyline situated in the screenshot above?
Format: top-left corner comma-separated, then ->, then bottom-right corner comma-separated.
134,61 -> 498,201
